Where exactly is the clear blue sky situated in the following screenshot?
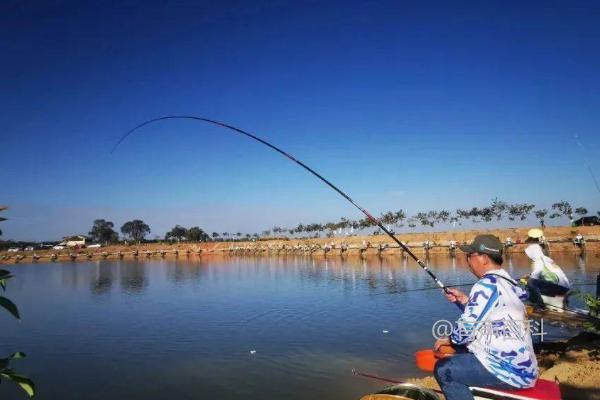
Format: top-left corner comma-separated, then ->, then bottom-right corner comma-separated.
1,0 -> 599,241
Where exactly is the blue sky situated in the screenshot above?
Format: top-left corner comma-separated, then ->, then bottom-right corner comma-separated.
1,0 -> 599,241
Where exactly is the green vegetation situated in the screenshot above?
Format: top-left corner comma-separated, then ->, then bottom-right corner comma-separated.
0,207 -> 35,398
574,291 -> 600,333
120,220 -> 151,243
164,225 -> 210,242
3,199 -> 598,247
186,227 -> 210,242
88,219 -> 118,245
269,199 -> 597,239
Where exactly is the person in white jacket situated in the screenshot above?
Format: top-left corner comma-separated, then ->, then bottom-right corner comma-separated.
525,229 -> 570,309
434,235 -> 538,400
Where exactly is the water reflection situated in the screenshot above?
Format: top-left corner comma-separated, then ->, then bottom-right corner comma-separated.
120,261 -> 148,294
61,263 -> 88,289
165,259 -> 205,284
577,254 -> 586,272
91,262 -> 113,295
506,254 -> 514,274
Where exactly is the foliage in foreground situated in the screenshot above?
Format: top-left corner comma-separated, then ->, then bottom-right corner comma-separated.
0,207 -> 34,398
575,290 -> 600,333
0,269 -> 35,398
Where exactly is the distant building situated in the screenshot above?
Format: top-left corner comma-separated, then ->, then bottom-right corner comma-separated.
61,235 -> 87,248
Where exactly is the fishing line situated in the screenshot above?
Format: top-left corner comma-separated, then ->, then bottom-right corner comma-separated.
113,116 -> 458,302
573,134 -> 600,195
371,283 -> 476,296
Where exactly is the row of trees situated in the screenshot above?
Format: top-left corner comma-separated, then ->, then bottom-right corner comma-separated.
80,200 -> 596,244
269,200 -> 598,237
88,220 -> 214,244
89,219 -> 274,244
165,225 -> 210,242
89,219 -> 151,244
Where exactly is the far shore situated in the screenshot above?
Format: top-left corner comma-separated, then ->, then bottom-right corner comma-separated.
1,225 -> 599,265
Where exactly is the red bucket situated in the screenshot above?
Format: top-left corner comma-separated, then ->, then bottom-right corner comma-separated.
415,349 -> 437,372
415,345 -> 456,372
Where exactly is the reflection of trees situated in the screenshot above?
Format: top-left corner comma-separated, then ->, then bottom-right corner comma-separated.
61,263 -> 81,289
577,254 -> 586,273
165,259 -> 205,285
290,254 -> 503,296
120,261 -> 148,294
91,262 -> 114,295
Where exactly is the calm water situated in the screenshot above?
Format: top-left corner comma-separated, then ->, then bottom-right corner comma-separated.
0,253 -> 598,399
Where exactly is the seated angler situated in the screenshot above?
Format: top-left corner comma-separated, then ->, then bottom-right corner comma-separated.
433,235 -> 538,400
524,229 -> 570,310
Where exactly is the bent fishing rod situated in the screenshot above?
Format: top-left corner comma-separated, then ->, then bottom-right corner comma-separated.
113,116 -> 459,303
352,368 -> 443,394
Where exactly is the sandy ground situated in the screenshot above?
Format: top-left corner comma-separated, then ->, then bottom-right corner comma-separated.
405,332 -> 600,400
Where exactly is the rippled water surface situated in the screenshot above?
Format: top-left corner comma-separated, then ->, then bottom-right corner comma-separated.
0,253 -> 598,399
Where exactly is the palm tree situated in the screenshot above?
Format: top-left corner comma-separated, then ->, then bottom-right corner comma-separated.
507,203 -> 535,221
415,212 -> 433,227
380,212 -> 392,225
534,209 -> 548,228
479,207 -> 494,223
436,210 -> 450,224
468,207 -> 481,222
427,210 -> 437,226
490,198 -> 507,221
392,210 -> 406,228
455,209 -> 470,225
552,201 -> 574,224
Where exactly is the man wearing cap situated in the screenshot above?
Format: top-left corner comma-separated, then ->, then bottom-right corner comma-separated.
433,234 -> 538,400
525,229 -> 570,310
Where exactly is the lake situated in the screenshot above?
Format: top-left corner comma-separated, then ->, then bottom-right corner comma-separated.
0,252 -> 598,399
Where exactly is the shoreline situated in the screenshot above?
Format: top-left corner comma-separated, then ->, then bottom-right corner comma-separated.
1,225 -> 599,265
405,332 -> 600,400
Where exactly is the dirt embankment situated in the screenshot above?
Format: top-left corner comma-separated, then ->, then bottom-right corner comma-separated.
536,332 -> 600,399
2,225 -> 599,265
407,332 -> 600,400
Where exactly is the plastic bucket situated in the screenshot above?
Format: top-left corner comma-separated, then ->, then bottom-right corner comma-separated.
414,349 -> 437,372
